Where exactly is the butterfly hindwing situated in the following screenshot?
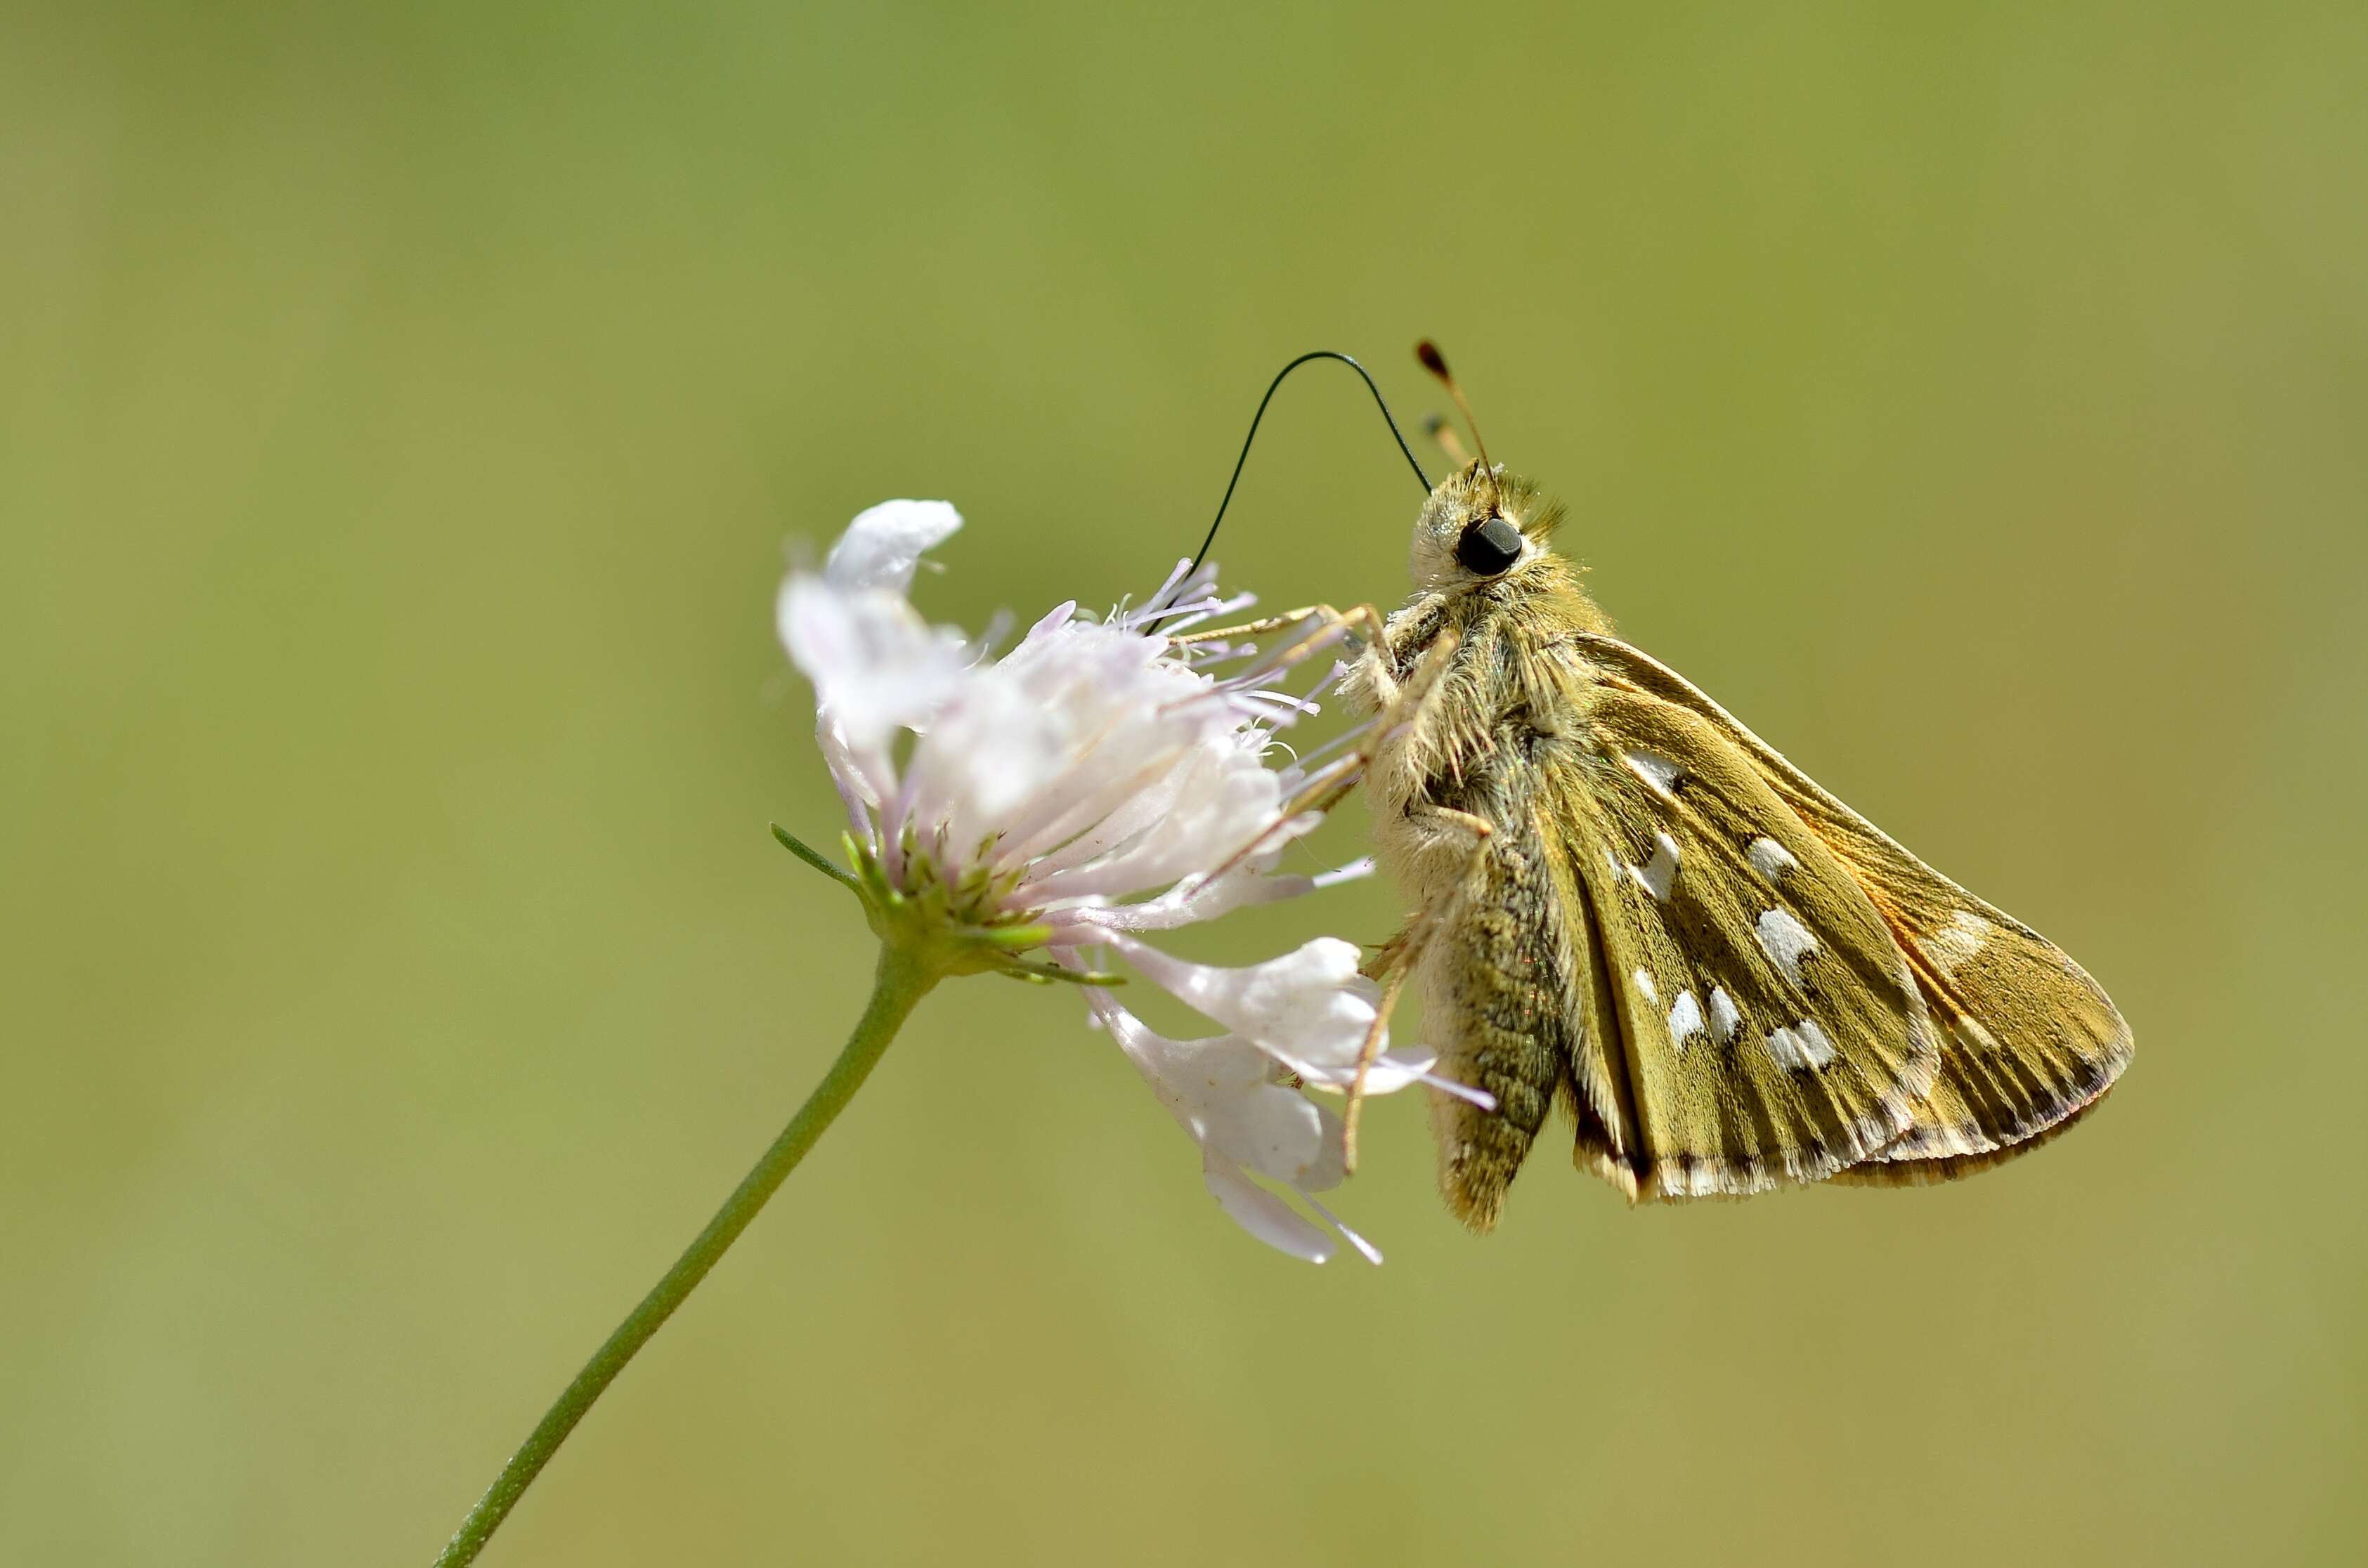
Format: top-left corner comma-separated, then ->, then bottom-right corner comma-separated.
1566,632 -> 2133,1187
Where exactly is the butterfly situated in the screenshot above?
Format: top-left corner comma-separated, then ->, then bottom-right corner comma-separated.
1211,345 -> 2132,1229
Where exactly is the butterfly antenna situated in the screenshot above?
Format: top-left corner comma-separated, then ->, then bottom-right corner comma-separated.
1422,410 -> 1474,468
1185,350 -> 1431,577
1415,339 -> 1498,507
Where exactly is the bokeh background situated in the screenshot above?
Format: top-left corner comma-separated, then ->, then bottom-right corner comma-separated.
6,2 -> 2364,1563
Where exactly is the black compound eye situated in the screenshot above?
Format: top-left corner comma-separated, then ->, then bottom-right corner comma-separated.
1455,514 -> 1524,576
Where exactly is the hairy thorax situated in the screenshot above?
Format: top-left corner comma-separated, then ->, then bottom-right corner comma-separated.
1344,573 -> 1611,926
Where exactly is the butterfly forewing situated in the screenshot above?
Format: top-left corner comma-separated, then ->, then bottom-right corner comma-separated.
1831,918 -> 2130,1182
1567,632 -> 2133,1184
1544,668 -> 1942,1199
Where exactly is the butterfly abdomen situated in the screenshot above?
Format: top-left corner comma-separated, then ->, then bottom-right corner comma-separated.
1417,768 -> 1574,1231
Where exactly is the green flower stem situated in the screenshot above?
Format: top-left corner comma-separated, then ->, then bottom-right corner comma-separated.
433,941 -> 942,1567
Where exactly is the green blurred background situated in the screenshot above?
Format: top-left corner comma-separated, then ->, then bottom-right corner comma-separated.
6,1 -> 2364,1562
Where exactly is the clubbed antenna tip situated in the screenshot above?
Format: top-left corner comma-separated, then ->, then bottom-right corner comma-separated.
1414,339 -> 1492,482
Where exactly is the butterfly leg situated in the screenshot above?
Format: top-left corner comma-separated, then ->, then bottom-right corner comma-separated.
1271,618 -> 1459,821
1341,804 -> 1493,1172
1171,602 -> 1396,692
1183,605 -> 1485,1176
1336,628 -> 1487,1175
1185,648 -> 1406,888
1166,606 -> 1417,892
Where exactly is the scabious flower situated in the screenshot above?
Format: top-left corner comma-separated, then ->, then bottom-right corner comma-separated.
435,498 -> 1496,1565
777,499 -> 1466,1262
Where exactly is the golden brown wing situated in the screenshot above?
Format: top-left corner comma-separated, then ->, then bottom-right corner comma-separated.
1539,674 -> 1944,1201
1567,632 -> 2133,1187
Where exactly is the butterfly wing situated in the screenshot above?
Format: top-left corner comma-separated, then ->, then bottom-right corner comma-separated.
1530,660 -> 1941,1200
1565,632 -> 2132,1192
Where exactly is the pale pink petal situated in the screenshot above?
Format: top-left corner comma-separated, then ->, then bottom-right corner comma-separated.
1202,1159 -> 1336,1264
778,577 -> 969,752
1275,1045 -> 1438,1096
1199,1083 -> 1333,1188
1303,1194 -> 1384,1265
1065,837 -> 1363,936
823,499 -> 962,593
1104,934 -> 1385,1073
815,714 -> 883,843
1025,746 -> 1283,902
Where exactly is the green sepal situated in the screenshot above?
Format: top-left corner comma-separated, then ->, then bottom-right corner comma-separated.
772,821 -> 1112,987
770,823 -> 859,889
964,923 -> 1055,950
993,960 -> 1126,987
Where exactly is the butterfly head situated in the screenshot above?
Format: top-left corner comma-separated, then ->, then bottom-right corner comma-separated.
1407,460 -> 1567,593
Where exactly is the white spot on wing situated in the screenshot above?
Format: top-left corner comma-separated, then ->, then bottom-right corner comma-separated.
1767,1018 -> 1837,1070
1623,748 -> 1683,798
1629,831 -> 1680,901
1747,836 -> 1797,882
1922,910 -> 1991,976
1632,968 -> 1658,1005
1950,1012 -> 2003,1052
1794,1019 -> 1835,1065
1708,987 -> 1741,1042
1755,908 -> 1819,984
1668,991 -> 1704,1050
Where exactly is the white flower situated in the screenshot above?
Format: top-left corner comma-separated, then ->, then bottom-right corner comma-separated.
1088,991 -> 1375,1266
1100,934 -> 1440,1097
777,499 -> 1476,1262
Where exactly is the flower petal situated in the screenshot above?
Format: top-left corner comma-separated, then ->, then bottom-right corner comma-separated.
1202,1158 -> 1336,1264
1277,1044 -> 1439,1096
1105,934 -> 1386,1075
778,576 -> 970,752
1087,989 -> 1362,1247
1199,1083 -> 1336,1189
1097,995 -> 1271,1099
824,499 -> 962,593
1302,1192 -> 1384,1265
1062,825 -> 1348,934
816,712 -> 887,842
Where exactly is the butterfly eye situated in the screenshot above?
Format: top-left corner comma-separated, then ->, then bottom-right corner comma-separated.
1456,514 -> 1524,576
